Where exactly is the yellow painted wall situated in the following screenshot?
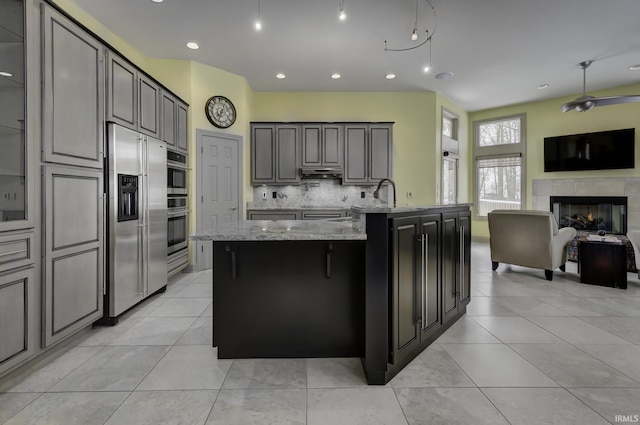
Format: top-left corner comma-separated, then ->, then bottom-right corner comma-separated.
252,92 -> 439,206
469,82 -> 640,239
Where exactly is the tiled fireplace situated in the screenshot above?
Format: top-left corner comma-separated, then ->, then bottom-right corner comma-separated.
532,177 -> 640,232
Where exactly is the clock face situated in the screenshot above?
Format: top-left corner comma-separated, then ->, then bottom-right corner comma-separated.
205,96 -> 236,128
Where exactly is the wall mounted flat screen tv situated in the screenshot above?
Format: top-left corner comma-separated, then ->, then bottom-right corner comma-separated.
544,128 -> 635,172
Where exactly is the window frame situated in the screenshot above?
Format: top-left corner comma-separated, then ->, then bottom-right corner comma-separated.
441,107 -> 460,205
473,113 -> 526,219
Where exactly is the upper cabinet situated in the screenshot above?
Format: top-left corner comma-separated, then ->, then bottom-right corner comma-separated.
106,51 -> 160,139
301,124 -> 343,168
251,122 -> 392,186
343,123 -> 393,185
42,4 -> 104,170
161,90 -> 188,153
251,123 -> 300,185
0,0 -> 29,228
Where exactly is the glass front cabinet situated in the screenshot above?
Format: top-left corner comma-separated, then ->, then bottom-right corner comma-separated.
0,0 -> 31,230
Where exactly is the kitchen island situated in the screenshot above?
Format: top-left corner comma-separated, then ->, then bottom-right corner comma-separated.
191,204 -> 471,384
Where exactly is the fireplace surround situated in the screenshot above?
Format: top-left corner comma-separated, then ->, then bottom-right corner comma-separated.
550,196 -> 627,235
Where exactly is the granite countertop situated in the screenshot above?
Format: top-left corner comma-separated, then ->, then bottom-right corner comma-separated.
191,219 -> 366,241
247,205 -> 352,210
352,203 -> 473,214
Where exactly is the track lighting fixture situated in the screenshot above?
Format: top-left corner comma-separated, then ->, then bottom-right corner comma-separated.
339,1 -> 346,21
255,0 -> 262,31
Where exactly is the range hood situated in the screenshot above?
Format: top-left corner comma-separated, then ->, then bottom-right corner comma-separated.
300,167 -> 343,179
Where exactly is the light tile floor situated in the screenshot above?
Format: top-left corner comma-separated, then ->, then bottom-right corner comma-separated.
1,242 -> 640,424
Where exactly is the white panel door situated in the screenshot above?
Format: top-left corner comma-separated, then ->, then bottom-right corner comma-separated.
196,130 -> 241,271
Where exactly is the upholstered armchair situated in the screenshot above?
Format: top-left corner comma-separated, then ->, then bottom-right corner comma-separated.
488,209 -> 577,281
627,230 -> 640,279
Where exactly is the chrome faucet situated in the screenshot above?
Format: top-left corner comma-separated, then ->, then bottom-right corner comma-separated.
373,178 -> 397,208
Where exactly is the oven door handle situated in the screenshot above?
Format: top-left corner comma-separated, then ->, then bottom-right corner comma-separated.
168,209 -> 190,217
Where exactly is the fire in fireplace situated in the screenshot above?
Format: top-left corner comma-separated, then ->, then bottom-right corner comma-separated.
550,196 -> 627,235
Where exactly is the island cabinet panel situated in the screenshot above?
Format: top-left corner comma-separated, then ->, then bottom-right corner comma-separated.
363,206 -> 470,384
213,240 -> 365,358
247,211 -> 300,220
390,214 -> 441,366
42,5 -> 104,169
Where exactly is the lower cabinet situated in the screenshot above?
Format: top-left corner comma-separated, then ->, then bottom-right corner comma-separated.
0,267 -> 35,373
390,215 -> 440,365
43,165 -> 104,347
365,207 -> 470,384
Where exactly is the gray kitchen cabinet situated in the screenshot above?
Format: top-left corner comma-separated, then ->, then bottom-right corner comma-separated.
343,125 -> 368,184
343,124 -> 393,185
251,124 -> 300,185
369,124 -> 393,182
42,4 -> 104,169
106,51 -> 160,139
43,165 -> 104,347
176,101 -> 189,153
247,211 -> 300,220
0,266 -> 35,373
301,125 -> 343,168
161,91 -> 189,154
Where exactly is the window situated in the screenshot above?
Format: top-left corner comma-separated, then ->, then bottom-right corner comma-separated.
474,114 -> 525,217
441,108 -> 459,205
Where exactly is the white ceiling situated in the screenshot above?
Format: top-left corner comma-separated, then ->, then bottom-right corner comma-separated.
67,0 -> 640,112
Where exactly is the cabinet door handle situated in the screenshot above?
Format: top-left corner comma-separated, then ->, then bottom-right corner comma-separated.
326,243 -> 333,279
420,234 -> 428,329
458,225 -> 464,298
226,245 -> 237,280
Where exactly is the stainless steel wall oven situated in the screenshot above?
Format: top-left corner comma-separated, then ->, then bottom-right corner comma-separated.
167,149 -> 187,195
168,195 -> 188,254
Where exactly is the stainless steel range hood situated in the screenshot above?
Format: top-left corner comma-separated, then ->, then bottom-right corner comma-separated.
300,167 -> 343,179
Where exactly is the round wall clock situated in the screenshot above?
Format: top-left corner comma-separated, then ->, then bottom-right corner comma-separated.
205,95 -> 236,128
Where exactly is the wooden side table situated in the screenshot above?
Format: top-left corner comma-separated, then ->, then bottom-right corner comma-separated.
578,240 -> 627,289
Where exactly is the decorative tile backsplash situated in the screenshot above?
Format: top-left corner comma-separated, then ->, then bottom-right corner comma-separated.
249,180 -> 390,209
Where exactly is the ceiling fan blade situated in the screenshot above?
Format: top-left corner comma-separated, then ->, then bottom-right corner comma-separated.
561,96 -> 595,112
591,95 -> 640,107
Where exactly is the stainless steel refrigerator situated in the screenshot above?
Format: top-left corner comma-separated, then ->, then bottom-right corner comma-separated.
103,123 -> 167,324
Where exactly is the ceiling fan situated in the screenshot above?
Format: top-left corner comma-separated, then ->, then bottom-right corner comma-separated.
561,60 -> 640,112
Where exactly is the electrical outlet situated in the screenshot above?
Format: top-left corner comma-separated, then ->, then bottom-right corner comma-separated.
361,191 -> 365,198
407,192 -> 412,199
261,191 -> 267,200
272,191 -> 277,199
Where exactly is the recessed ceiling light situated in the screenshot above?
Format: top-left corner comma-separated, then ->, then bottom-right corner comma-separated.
629,64 -> 640,70
331,73 -> 341,79
276,73 -> 286,79
385,73 -> 396,80
151,0 -> 163,3
537,84 -> 549,90
435,71 -> 454,80
186,42 -> 199,50
0,71 -> 12,77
